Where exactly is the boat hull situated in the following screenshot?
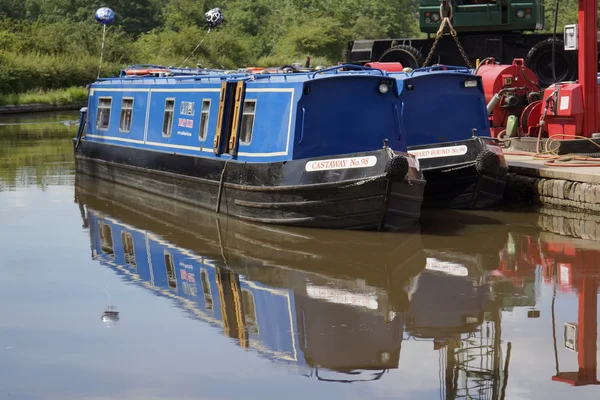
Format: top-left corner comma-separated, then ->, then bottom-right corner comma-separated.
73,139 -> 425,231
409,137 -> 508,209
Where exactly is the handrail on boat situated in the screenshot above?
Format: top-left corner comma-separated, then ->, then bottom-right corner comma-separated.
407,64 -> 472,76
310,64 -> 386,79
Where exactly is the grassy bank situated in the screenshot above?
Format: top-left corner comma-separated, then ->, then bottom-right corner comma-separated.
0,86 -> 88,107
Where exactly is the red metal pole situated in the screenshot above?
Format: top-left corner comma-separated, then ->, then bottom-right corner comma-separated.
551,250 -> 599,386
578,0 -> 598,137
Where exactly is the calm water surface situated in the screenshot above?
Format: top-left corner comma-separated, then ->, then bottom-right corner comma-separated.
1,112 -> 599,400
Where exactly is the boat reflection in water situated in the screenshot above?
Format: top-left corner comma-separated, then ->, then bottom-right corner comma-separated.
404,224 -> 513,400
75,174 -> 427,382
79,174 -> 590,393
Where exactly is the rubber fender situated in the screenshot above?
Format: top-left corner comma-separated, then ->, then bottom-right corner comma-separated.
475,150 -> 500,174
385,155 -> 409,181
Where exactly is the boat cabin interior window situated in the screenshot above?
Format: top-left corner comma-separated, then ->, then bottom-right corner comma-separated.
162,98 -> 175,137
164,251 -> 177,289
119,97 -> 134,133
240,100 -> 256,145
98,222 -> 114,259
201,269 -> 213,312
200,99 -> 210,141
96,97 -> 112,130
121,231 -> 136,269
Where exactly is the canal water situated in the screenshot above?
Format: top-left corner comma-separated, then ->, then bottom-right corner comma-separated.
1,111 -> 599,400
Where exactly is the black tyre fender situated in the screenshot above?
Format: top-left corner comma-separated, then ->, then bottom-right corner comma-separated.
525,38 -> 577,88
378,44 -> 424,69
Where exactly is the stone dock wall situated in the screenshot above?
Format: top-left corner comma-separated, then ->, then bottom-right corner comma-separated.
505,173 -> 600,213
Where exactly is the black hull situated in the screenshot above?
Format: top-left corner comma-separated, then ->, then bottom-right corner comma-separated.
73,139 -> 425,231
409,138 -> 508,210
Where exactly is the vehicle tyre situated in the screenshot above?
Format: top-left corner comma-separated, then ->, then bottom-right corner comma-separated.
525,38 -> 577,88
378,44 -> 424,69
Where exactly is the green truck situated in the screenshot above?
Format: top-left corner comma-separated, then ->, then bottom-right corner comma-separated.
344,0 -> 594,87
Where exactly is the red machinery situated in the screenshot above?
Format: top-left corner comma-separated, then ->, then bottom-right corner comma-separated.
494,233 -> 541,287
475,0 -> 598,141
475,61 -> 600,141
475,58 -> 542,138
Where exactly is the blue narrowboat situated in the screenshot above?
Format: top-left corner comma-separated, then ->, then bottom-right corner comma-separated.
77,178 -> 418,380
73,65 -> 425,231
381,64 -> 509,209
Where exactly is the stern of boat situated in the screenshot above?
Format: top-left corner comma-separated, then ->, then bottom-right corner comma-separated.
409,136 -> 508,209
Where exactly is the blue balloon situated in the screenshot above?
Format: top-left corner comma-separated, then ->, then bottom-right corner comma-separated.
95,7 -> 116,25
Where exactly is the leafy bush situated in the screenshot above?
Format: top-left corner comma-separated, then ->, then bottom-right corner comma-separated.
0,0 -> 425,99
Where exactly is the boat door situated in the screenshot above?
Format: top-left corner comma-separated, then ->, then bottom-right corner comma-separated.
213,80 -> 246,156
215,267 -> 249,348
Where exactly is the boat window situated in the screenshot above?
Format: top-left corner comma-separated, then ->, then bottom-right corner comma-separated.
242,289 -> 259,335
119,97 -> 134,133
239,100 -> 256,145
199,99 -> 211,141
164,251 -> 177,289
96,97 -> 112,130
98,222 -> 114,259
162,98 -> 175,137
201,269 -> 213,312
121,231 -> 136,269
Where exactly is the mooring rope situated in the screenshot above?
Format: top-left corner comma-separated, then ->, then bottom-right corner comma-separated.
503,134 -> 600,167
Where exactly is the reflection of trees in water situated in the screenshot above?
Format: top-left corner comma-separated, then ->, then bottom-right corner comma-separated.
0,125 -> 75,190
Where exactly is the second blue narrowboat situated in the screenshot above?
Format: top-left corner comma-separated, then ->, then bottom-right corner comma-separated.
73,65 -> 425,231
382,64 -> 509,209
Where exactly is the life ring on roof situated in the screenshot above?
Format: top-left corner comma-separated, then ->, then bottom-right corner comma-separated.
125,68 -> 171,76
365,62 -> 404,72
246,67 -> 266,73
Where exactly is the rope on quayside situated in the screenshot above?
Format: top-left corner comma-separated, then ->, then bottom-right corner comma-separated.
502,134 -> 600,167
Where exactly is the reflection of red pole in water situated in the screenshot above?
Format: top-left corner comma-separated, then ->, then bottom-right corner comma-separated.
551,250 -> 599,386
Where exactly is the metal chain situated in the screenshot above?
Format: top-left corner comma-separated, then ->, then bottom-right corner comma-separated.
422,1 -> 473,69
448,21 -> 473,69
422,33 -> 443,67
422,17 -> 447,67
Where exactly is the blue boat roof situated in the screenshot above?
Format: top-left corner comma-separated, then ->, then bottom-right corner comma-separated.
94,64 -> 477,87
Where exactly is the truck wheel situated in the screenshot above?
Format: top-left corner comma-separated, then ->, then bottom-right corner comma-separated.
378,44 -> 424,69
525,38 -> 577,88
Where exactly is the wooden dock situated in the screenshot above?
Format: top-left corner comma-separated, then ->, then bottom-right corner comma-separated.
505,154 -> 600,212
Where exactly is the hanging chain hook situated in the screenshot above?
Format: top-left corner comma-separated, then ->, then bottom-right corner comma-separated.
423,0 -> 472,69
440,0 -> 453,19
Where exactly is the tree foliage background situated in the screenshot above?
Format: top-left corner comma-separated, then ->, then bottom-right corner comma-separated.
0,0 -> 586,94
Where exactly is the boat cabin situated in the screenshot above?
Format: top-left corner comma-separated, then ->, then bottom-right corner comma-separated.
386,68 -> 491,147
84,69 -> 412,163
